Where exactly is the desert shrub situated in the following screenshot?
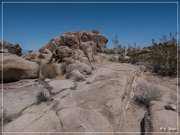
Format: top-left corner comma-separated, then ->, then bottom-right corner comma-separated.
129,54 -> 140,64
36,91 -> 48,102
146,41 -> 178,77
39,63 -> 57,80
91,58 -> 97,63
133,82 -> 163,108
0,109 -> 11,126
92,29 -> 99,34
61,62 -> 67,74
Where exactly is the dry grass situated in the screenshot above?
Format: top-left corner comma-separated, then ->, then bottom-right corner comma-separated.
39,63 -> 57,80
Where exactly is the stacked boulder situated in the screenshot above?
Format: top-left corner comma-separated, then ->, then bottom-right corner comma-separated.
0,41 -> 22,56
1,31 -> 109,82
39,31 -> 109,81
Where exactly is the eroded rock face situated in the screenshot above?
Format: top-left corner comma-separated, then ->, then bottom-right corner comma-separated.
40,31 -> 108,56
2,63 -> 179,134
36,31 -> 109,81
53,46 -> 72,62
0,53 -> 38,82
0,41 -> 22,56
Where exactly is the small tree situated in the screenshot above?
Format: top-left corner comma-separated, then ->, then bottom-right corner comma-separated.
112,34 -> 120,48
112,34 -> 125,54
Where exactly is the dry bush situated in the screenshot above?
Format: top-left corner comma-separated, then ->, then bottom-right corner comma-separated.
146,41 -> 178,77
133,82 -> 163,108
60,62 -> 67,75
92,29 -> 99,34
39,63 -> 57,80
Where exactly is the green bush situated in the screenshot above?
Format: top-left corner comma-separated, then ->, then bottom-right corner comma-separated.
39,63 -> 57,80
36,91 -> 48,102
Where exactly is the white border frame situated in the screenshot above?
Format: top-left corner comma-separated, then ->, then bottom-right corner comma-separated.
1,1 -> 179,134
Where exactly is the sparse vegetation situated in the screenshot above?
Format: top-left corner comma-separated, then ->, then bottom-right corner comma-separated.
113,32 -> 179,77
39,63 -> 57,80
133,84 -> 163,108
61,62 -> 67,74
92,29 -> 100,34
36,91 -> 48,102
112,34 -> 126,55
146,40 -> 178,77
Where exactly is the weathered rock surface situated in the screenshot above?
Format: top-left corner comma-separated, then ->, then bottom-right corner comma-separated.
66,69 -> 86,81
40,31 -> 109,65
0,54 -> 38,82
22,51 -> 53,64
2,79 -> 49,117
142,101 -> 179,135
2,62 -> 179,134
53,46 -> 72,62
0,41 -> 22,56
40,31 -> 108,53
49,79 -> 74,94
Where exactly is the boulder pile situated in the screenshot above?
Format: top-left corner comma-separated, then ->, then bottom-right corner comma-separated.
37,31 -> 110,81
0,41 -> 22,56
1,31 -> 121,82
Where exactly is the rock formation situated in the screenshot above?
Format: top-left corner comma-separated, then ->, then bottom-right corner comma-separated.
1,31 -> 179,134
2,62 -> 179,134
0,53 -> 38,82
40,31 -> 108,62
0,41 -> 22,56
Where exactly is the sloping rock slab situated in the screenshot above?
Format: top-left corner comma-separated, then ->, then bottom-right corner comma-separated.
49,79 -> 74,94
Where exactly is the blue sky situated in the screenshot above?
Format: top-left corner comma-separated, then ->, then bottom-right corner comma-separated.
1,1 -> 178,50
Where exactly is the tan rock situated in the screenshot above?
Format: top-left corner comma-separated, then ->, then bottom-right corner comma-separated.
0,54 -> 38,82
48,79 -> 74,94
54,46 -> 72,62
0,41 -> 22,56
2,79 -> 49,116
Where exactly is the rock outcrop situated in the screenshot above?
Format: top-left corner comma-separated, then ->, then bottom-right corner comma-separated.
37,31 -> 109,81
40,31 -> 108,63
40,31 -> 108,53
53,46 -> 72,62
0,41 -> 22,56
0,53 -> 38,82
2,62 -> 179,134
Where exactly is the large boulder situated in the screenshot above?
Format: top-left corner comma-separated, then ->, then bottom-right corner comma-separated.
23,51 -> 53,64
0,41 -> 22,56
143,101 -> 179,134
64,59 -> 92,77
66,69 -> 86,81
75,61 -> 92,75
53,46 -> 72,62
0,54 -> 38,82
